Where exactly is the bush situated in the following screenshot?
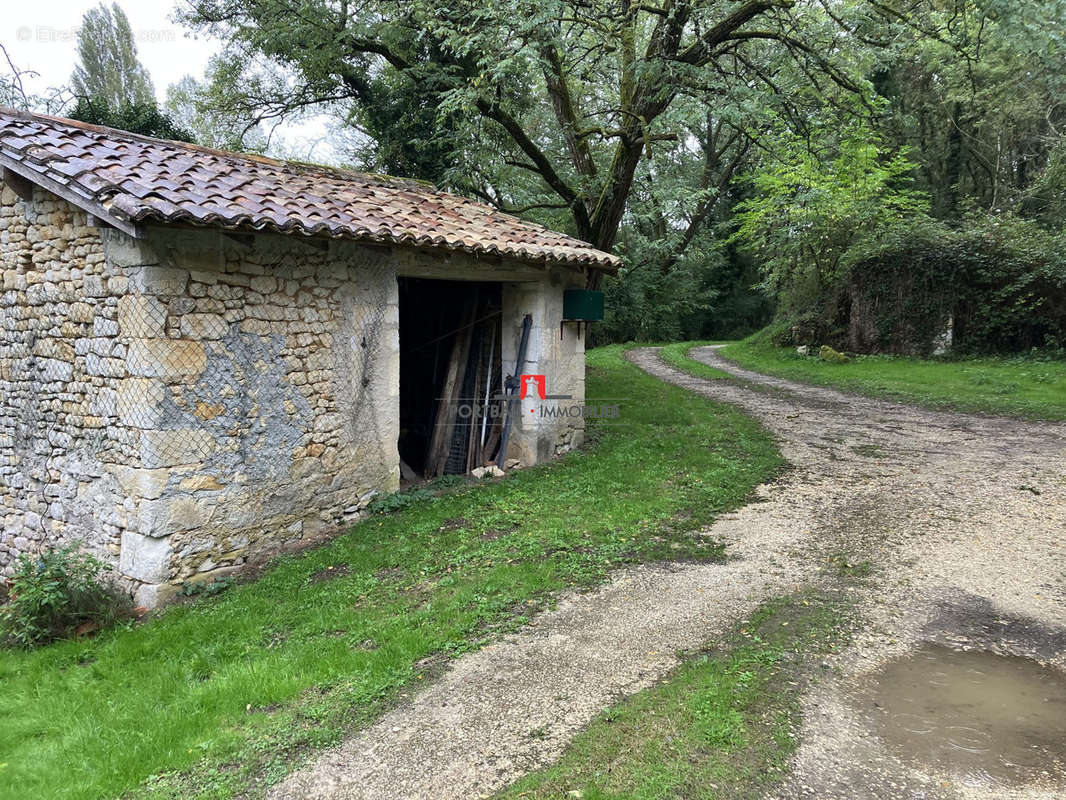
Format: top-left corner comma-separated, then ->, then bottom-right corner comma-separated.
769,215 -> 1066,356
844,216 -> 1066,354
0,546 -> 127,648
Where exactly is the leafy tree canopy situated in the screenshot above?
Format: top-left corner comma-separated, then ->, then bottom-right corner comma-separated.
732,119 -> 928,307
873,0 -> 1066,219
178,0 -> 872,255
71,2 -> 155,108
68,97 -> 196,142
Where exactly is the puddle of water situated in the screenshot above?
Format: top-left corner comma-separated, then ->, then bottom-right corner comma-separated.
863,644 -> 1066,785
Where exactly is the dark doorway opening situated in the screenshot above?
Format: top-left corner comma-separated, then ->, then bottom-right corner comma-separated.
398,278 -> 503,479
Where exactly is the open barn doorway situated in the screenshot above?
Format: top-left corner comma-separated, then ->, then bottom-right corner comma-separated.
398,278 -> 504,480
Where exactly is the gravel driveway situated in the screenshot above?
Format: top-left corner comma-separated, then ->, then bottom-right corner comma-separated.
271,346 -> 1066,800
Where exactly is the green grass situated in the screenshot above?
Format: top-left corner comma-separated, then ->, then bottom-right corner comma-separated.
658,341 -> 734,381
496,591 -> 850,800
0,345 -> 782,800
720,334 -> 1066,421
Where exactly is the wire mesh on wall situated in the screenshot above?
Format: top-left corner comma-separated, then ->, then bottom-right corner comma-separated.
2,265 -> 398,487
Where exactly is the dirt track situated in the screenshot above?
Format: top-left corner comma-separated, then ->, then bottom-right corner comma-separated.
272,346 -> 1066,800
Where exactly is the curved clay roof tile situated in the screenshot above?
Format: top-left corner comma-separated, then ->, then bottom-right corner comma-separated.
0,108 -> 619,270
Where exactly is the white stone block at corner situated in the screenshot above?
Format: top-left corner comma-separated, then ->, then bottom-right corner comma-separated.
132,495 -> 212,538
119,531 -> 172,583
134,581 -> 181,609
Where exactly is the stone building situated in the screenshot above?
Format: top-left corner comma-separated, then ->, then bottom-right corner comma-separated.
0,110 -> 617,606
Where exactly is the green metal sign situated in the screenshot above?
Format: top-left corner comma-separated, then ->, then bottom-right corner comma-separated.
562,289 -> 605,321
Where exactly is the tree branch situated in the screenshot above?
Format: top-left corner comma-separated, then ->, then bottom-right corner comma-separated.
678,0 -> 793,65
659,128 -> 751,274
540,44 -> 598,178
476,99 -> 592,238
470,187 -> 569,214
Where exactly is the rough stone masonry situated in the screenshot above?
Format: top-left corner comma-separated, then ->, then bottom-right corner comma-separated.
1,182 -> 586,606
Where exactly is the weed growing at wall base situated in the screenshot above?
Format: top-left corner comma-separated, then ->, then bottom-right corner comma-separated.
0,546 -> 129,648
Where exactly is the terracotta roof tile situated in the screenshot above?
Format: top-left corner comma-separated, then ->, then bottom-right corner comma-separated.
0,109 -> 619,271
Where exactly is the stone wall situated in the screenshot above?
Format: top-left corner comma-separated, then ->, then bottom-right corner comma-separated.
0,184 -> 126,576
501,270 -> 587,464
1,181 -> 401,604
1,178 -> 590,607
106,227 -> 400,605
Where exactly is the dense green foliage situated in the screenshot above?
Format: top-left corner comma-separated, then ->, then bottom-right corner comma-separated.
732,124 -> 928,322
729,3 -> 1066,354
845,217 -> 1066,354
738,205 -> 1066,356
0,347 -> 780,800
68,97 -> 196,143
597,249 -> 771,344
875,1 -> 1066,220
0,546 -> 127,649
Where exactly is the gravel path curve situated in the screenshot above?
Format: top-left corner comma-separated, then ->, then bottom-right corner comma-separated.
272,347 -> 1066,800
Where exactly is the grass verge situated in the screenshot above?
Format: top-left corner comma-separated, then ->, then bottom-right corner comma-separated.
496,590 -> 852,800
720,334 -> 1066,421
658,342 -> 734,381
0,345 -> 782,800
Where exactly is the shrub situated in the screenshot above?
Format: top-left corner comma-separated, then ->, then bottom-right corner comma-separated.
0,546 -> 127,648
68,97 -> 196,143
844,216 -> 1066,354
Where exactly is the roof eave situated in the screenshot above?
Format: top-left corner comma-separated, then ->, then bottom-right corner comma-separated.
135,213 -> 621,272
0,151 -> 144,240
0,148 -> 621,271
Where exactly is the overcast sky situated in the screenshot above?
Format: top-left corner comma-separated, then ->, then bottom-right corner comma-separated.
1,0 -> 338,162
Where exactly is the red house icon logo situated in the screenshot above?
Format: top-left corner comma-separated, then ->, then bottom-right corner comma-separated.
520,374 -> 547,399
